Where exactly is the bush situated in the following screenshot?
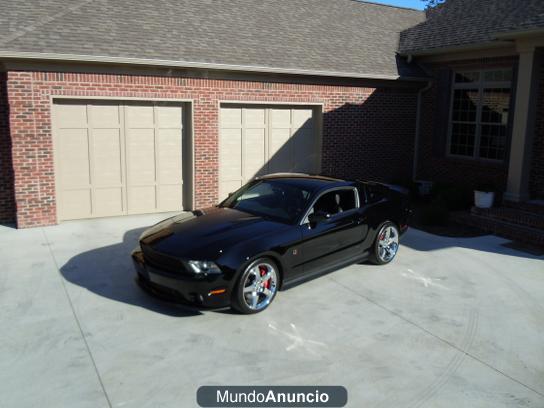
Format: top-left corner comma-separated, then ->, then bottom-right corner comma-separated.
430,182 -> 473,211
419,201 -> 449,226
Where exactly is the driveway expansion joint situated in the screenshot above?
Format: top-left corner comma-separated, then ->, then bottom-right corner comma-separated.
41,228 -> 113,408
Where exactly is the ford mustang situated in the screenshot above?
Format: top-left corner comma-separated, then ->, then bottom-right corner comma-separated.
132,174 -> 410,314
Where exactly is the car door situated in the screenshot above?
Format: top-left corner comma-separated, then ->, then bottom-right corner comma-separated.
295,187 -> 367,278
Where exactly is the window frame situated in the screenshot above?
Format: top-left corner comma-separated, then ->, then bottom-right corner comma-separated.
299,186 -> 360,226
446,68 -> 513,162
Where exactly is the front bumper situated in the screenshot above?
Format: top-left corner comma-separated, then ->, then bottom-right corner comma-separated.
132,248 -> 232,308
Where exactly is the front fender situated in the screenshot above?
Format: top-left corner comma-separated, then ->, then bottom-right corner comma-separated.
216,226 -> 302,288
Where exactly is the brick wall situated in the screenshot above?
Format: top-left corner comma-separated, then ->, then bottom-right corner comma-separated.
416,56 -> 518,192
530,54 -> 544,199
0,73 -> 15,223
5,70 -> 418,228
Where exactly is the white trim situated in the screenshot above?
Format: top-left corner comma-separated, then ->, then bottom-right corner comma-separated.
220,100 -> 325,107
0,51 -> 427,82
51,95 -> 194,103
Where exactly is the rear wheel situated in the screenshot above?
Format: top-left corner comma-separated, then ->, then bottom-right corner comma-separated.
370,221 -> 400,265
232,258 -> 279,314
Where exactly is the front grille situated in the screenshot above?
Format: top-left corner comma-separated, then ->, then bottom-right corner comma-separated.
141,243 -> 186,274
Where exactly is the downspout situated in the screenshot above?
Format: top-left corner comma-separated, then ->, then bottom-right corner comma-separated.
412,79 -> 433,181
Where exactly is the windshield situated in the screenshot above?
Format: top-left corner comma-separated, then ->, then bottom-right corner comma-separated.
220,180 -> 312,224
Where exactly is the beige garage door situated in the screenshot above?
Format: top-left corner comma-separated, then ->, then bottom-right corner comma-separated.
219,105 -> 320,200
54,100 -> 184,220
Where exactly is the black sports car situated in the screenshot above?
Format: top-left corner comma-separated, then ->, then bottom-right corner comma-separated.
132,174 -> 411,314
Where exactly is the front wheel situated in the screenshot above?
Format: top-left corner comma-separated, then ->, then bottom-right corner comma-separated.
370,222 -> 400,265
232,258 -> 279,314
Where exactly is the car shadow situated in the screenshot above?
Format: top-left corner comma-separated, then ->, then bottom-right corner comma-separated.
401,228 -> 544,260
60,227 -> 209,317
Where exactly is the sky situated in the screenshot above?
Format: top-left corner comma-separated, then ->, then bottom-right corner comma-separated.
365,0 -> 426,10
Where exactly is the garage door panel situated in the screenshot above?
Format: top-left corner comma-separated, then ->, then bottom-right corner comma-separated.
220,180 -> 242,201
126,129 -> 156,184
221,108 -> 242,128
57,104 -> 87,128
268,128 -> 293,173
128,185 -> 156,214
92,129 -> 123,185
59,128 -> 91,188
220,128 -> 242,180
157,106 -> 183,128
245,129 -> 266,178
245,108 -> 266,127
157,185 -> 183,212
61,189 -> 92,220
292,109 -> 314,129
270,109 -> 291,127
93,188 -> 124,215
269,128 -> 291,156
126,105 -> 154,128
90,105 -> 120,127
293,129 -> 317,172
157,128 -> 182,184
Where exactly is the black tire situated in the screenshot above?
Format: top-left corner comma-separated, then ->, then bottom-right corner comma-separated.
370,221 -> 400,265
232,257 -> 279,314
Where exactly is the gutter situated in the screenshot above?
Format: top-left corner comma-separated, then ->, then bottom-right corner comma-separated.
413,79 -> 433,181
0,51 -> 428,82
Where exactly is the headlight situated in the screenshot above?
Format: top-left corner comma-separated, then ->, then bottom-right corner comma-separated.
188,260 -> 222,275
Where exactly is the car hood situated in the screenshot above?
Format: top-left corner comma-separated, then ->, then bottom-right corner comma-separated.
140,207 -> 289,260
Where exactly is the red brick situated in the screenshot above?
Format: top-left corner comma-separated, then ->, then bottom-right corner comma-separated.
3,70 -> 418,228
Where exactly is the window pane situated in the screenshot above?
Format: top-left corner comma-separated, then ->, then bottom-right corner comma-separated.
452,89 -> 479,122
483,69 -> 513,82
481,88 -> 510,124
480,124 -> 507,160
455,71 -> 480,83
450,123 -> 476,156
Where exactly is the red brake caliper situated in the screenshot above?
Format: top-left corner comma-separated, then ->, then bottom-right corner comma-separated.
259,265 -> 270,289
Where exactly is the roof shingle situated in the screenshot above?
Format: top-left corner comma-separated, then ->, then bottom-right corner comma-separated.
0,0 -> 425,79
399,0 -> 544,55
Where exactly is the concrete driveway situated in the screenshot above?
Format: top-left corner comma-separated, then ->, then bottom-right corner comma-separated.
1,214 -> 543,408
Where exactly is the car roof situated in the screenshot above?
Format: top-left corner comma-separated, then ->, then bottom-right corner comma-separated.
256,173 -> 352,192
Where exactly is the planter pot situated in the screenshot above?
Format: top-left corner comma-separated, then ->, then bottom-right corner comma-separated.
474,191 -> 495,209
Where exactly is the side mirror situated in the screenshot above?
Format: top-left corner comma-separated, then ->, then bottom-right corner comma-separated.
308,211 -> 331,227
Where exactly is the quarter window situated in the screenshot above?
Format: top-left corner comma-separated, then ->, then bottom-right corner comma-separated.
449,68 -> 512,161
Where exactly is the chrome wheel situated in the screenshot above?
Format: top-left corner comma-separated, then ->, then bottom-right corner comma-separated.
242,262 -> 278,311
377,225 -> 399,263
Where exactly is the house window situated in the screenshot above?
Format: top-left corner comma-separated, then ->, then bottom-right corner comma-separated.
449,68 -> 512,161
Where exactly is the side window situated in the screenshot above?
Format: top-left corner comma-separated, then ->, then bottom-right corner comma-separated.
313,189 -> 357,216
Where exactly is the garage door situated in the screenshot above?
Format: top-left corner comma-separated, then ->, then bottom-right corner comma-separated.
54,101 -> 184,220
219,105 -> 320,200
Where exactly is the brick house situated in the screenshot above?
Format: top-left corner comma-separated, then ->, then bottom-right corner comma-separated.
0,0 -> 542,229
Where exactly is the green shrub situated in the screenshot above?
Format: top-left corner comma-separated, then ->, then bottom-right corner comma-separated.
430,182 -> 473,211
